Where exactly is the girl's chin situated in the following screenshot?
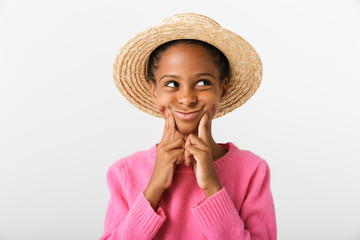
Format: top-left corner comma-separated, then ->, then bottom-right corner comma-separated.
176,121 -> 199,135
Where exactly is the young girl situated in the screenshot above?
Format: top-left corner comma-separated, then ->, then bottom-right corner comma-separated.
101,13 -> 276,240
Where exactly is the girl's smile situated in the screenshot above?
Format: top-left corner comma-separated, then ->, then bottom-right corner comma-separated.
171,107 -> 202,121
150,43 -> 227,134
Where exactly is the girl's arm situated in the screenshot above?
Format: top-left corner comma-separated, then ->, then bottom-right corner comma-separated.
99,161 -> 166,240
144,108 -> 185,209
185,111 -> 276,239
192,161 -> 277,240
100,109 -> 185,240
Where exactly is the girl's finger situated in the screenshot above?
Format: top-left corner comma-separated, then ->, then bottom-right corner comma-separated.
161,107 -> 169,141
168,109 -> 176,141
161,108 -> 176,142
184,135 -> 192,166
163,137 -> 185,151
198,110 -> 210,140
186,133 -> 207,151
186,145 -> 206,162
184,148 -> 193,166
175,154 -> 185,165
167,148 -> 185,163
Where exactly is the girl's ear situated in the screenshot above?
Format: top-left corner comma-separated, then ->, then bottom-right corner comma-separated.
149,81 -> 158,102
220,78 -> 228,103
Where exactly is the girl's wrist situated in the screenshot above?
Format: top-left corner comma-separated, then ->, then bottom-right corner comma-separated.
203,181 -> 222,198
144,182 -> 165,210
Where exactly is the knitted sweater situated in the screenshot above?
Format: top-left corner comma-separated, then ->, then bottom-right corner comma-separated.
100,142 -> 276,239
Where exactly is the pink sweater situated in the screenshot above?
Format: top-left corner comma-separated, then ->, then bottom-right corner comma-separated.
100,142 -> 276,239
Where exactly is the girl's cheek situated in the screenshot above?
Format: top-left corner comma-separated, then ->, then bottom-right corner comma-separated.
209,103 -> 218,119
210,104 -> 215,114
156,97 -> 170,117
159,106 -> 167,118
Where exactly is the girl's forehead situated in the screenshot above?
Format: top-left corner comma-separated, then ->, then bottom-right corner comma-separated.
159,44 -> 215,64
161,43 -> 210,56
154,44 -> 221,81
158,44 -> 216,67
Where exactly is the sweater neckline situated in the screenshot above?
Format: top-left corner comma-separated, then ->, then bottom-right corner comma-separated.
147,142 -> 238,174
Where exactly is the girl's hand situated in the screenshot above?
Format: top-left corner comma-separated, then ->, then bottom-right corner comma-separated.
184,108 -> 222,198
144,108 -> 185,209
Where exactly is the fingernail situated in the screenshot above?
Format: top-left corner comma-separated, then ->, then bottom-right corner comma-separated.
164,107 -> 167,115
210,104 -> 214,114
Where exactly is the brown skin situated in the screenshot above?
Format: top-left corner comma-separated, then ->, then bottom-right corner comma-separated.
144,43 -> 229,210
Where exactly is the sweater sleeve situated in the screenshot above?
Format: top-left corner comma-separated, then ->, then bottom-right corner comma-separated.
100,161 -> 166,240
191,161 -> 277,240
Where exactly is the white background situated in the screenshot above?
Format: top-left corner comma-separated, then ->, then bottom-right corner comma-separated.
1,0 -> 359,239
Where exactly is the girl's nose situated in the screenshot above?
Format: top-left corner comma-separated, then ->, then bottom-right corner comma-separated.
178,87 -> 197,106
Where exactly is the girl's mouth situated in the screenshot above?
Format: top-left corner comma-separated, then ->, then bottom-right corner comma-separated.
172,109 -> 201,121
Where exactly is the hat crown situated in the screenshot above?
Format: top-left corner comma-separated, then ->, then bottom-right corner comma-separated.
160,13 -> 221,27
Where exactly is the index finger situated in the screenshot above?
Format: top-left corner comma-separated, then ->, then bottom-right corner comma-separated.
161,108 -> 169,141
162,108 -> 176,142
198,109 -> 210,140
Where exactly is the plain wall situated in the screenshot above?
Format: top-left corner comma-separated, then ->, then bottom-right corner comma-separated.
0,0 -> 359,239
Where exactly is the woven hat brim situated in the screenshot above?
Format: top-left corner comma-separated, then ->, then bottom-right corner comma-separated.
113,16 -> 262,118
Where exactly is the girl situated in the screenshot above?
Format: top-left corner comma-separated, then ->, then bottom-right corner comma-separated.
101,13 -> 276,240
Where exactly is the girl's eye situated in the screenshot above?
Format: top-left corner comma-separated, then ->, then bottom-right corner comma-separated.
165,81 -> 179,88
197,80 -> 211,86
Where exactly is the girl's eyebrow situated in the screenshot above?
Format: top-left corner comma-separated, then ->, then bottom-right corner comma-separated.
159,73 -> 216,82
159,75 -> 180,82
194,73 -> 216,80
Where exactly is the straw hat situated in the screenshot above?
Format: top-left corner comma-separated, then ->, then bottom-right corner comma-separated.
113,13 -> 263,118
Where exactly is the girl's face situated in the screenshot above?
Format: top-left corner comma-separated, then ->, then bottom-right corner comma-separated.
150,43 -> 228,135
